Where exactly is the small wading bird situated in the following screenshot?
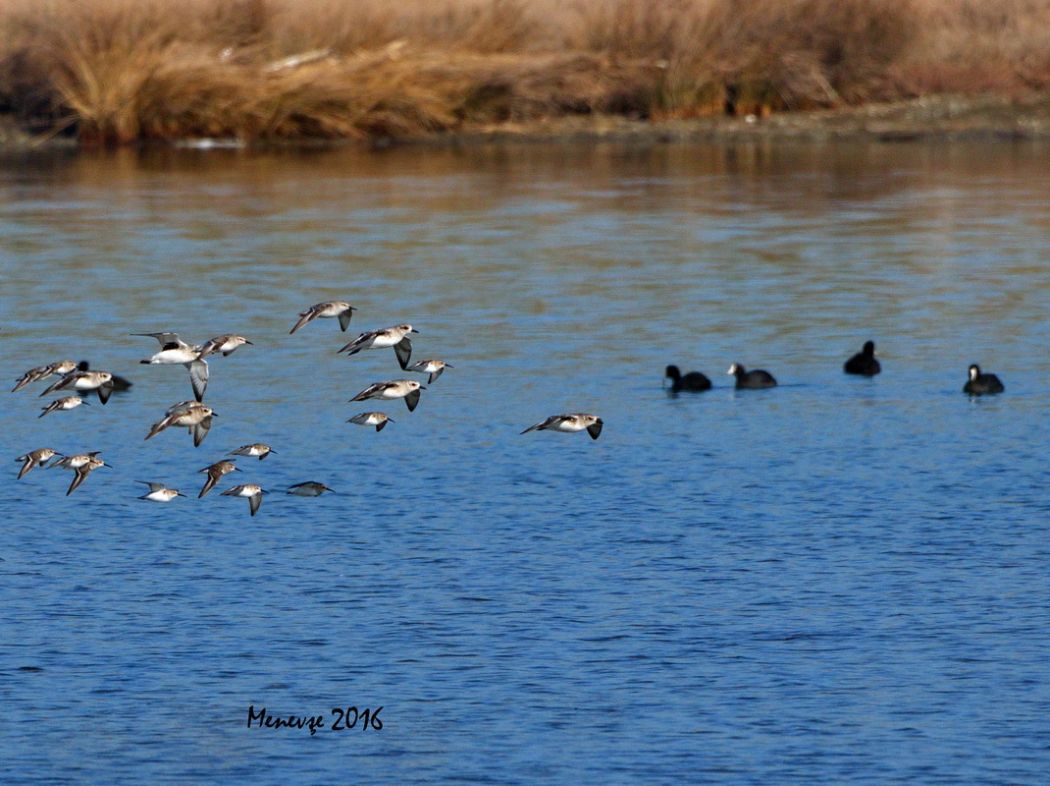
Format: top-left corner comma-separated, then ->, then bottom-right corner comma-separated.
844,341 -> 881,376
198,460 -> 239,498
521,413 -> 604,440
347,412 -> 394,432
727,362 -> 777,389
222,483 -> 266,516
135,332 -> 209,402
350,380 -> 424,412
12,360 -> 76,392
963,364 -> 1004,395
197,334 -> 253,359
41,369 -> 115,404
15,448 -> 62,479
53,453 -> 109,495
665,365 -> 711,393
286,481 -> 336,497
405,359 -> 452,385
289,302 -> 355,334
229,443 -> 275,460
138,482 -> 185,502
145,402 -> 215,447
39,396 -> 87,418
338,324 -> 418,368
78,361 -> 132,391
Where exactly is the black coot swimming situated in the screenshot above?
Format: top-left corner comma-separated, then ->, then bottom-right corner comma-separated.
665,365 -> 711,393
727,363 -> 777,389
963,364 -> 1004,395
844,340 -> 880,376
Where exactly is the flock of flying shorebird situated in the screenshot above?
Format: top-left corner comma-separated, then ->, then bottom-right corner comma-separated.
12,300 -> 606,516
13,302 -> 1007,517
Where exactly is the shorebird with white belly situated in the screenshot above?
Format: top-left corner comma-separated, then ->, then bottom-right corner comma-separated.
135,332 -> 209,401
41,369 -> 116,404
145,402 -> 215,446
15,448 -> 62,479
39,396 -> 87,418
349,380 -> 424,412
138,482 -> 185,502
347,412 -> 394,431
521,413 -> 604,440
289,302 -> 356,334
338,324 -> 418,368
222,483 -> 266,516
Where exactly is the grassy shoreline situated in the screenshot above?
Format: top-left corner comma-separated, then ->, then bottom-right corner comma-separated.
1,0 -> 1048,146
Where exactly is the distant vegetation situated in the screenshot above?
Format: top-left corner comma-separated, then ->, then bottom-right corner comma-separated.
1,0 -> 1047,144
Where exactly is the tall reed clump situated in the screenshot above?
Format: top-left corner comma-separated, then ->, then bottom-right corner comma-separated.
0,0 -> 1046,144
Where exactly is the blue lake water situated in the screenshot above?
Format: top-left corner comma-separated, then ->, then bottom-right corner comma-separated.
2,141 -> 1050,783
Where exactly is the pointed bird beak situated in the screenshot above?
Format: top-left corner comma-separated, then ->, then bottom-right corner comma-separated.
245,340 -> 254,345
411,328 -> 420,333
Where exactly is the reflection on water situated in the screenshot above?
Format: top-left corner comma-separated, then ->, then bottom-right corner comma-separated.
1,141 -> 1049,784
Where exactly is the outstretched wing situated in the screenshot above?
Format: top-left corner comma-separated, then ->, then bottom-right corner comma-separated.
338,308 -> 353,332
188,359 -> 209,402
521,416 -> 557,434
199,473 -> 218,498
338,330 -> 374,355
587,421 -> 604,440
249,493 -> 262,516
404,389 -> 421,412
196,337 -> 220,358
192,415 -> 213,447
67,467 -> 90,495
428,367 -> 444,384
97,382 -> 113,405
375,419 -> 388,432
394,337 -> 412,370
289,306 -> 320,334
40,373 -> 74,397
145,414 -> 174,440
133,332 -> 185,348
350,383 -> 383,402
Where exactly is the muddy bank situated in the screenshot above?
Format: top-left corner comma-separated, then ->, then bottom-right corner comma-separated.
3,94 -> 1049,152
440,94 -> 1050,146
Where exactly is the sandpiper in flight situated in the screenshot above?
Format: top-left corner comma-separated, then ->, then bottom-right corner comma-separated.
54,454 -> 108,495
137,482 -> 185,502
222,483 -> 266,516
349,380 -> 425,412
289,302 -> 356,334
145,403 -> 215,446
15,448 -> 62,479
39,396 -> 87,418
405,359 -> 453,384
197,459 -> 239,497
12,361 -> 77,392
197,334 -> 253,358
41,369 -> 116,404
347,412 -> 394,431
338,324 -> 418,368
229,443 -> 275,460
521,413 -> 604,440
286,482 -> 336,497
135,332 -> 209,401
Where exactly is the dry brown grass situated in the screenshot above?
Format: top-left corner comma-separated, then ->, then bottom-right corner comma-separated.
0,0 -> 1046,144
